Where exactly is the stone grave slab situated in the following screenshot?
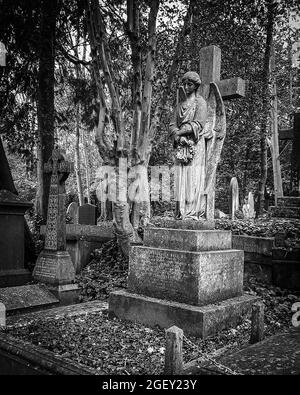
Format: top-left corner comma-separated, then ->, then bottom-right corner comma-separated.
0,284 -> 59,314
200,327 -> 300,375
78,204 -> 96,225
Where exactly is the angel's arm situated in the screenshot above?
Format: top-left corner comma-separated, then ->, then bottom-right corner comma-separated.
179,97 -> 207,140
169,110 -> 181,146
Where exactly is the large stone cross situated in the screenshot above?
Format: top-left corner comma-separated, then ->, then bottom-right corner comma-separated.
199,45 -> 246,100
279,113 -> 300,192
44,147 -> 73,251
197,46 -> 246,220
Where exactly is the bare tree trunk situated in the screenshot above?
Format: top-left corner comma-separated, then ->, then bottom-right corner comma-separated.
269,45 -> 283,205
75,101 -> 84,205
82,127 -> 91,204
85,0 -> 135,255
258,0 -> 275,215
85,0 -> 160,255
126,0 -> 142,164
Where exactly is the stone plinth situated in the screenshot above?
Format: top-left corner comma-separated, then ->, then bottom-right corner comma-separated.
33,250 -> 76,286
144,227 -> 231,252
109,290 -> 259,338
150,217 -> 215,230
109,221 -> 258,338
128,246 -> 243,306
33,251 -> 78,305
0,190 -> 32,287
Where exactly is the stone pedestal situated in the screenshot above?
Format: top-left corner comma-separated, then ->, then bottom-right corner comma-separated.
0,190 -> 32,287
33,251 -> 78,304
109,220 -> 259,338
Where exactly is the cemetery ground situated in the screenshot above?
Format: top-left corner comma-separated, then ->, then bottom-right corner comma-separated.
2,216 -> 299,375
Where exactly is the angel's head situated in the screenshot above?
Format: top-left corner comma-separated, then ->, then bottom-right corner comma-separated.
181,71 -> 201,95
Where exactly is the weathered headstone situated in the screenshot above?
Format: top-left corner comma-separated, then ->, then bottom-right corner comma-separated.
78,203 -> 96,225
242,192 -> 256,220
279,113 -> 300,192
248,192 -> 255,219
0,284 -> 58,314
229,177 -> 239,220
0,190 -> 32,287
33,147 -> 78,304
0,302 -> 5,328
242,198 -> 250,218
67,202 -> 79,224
0,42 -> 7,67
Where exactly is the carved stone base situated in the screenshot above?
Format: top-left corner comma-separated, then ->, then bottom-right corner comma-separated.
47,284 -> 79,305
109,290 -> 260,338
33,250 -> 76,286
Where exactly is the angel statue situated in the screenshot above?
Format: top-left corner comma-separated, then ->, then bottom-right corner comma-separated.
169,71 -> 226,220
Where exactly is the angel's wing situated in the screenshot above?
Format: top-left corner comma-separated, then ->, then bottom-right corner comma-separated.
203,82 -> 227,193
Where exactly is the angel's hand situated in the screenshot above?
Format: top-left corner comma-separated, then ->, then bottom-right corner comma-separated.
179,124 -> 192,135
180,136 -> 188,144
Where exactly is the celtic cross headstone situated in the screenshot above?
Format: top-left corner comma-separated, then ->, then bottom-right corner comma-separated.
33,147 -> 78,303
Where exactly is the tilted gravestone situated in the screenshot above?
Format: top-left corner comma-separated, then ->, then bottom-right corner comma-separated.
67,202 -> 79,224
78,203 -> 96,225
33,147 -> 78,304
229,177 -> 239,220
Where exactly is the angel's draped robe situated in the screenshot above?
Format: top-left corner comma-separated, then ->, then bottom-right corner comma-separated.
170,94 -> 210,219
